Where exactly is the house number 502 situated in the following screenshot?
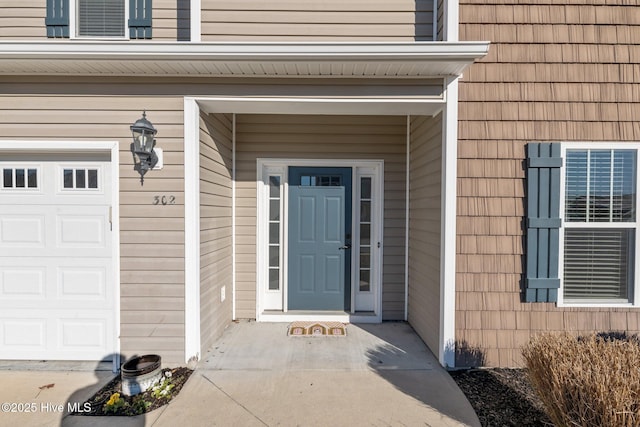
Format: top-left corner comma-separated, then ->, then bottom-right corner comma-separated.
153,195 -> 176,205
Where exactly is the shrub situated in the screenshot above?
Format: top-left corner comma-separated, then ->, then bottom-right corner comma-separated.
522,333 -> 640,427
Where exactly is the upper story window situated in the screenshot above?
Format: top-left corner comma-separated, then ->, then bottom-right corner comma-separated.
77,0 -> 125,38
46,0 -> 151,39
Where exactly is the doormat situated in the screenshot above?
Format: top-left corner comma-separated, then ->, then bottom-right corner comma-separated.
287,321 -> 347,337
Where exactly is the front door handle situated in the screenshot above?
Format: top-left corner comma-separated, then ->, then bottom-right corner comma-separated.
339,244 -> 351,250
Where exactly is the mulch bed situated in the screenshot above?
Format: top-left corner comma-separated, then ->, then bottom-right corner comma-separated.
72,367 -> 193,416
449,368 -> 552,427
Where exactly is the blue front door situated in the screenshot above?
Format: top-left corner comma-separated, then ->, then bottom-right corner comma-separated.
288,167 -> 352,310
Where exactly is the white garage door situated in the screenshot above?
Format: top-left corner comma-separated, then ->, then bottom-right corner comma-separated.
0,153 -> 115,360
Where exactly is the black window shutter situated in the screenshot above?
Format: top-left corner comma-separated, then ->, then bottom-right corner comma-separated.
129,0 -> 152,39
525,142 -> 562,302
46,0 -> 70,38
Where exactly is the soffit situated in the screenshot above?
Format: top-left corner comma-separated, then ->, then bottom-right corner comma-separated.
0,41 -> 489,78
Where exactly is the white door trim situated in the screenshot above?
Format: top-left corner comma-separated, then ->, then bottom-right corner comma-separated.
0,140 -> 120,372
256,158 -> 384,323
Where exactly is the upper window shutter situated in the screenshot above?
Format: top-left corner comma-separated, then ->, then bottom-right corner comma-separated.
526,142 -> 562,302
129,0 -> 152,39
46,0 -> 70,38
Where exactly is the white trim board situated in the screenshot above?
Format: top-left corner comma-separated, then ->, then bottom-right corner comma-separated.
190,0 -> 201,42
440,77 -> 459,368
183,98 -> 201,364
256,159 -> 384,323
259,313 -> 381,324
198,97 -> 446,117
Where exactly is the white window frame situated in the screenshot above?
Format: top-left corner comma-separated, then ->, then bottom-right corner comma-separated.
58,164 -> 104,193
70,0 -> 130,40
0,163 -> 42,193
256,159 -> 384,322
558,142 -> 640,307
259,165 -> 286,311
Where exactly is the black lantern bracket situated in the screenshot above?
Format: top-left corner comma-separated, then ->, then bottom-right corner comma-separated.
130,111 -> 163,182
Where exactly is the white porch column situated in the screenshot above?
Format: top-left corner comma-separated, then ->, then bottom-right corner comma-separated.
184,97 -> 201,363
440,77 -> 459,368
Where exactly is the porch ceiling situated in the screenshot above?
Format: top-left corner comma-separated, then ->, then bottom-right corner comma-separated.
0,41 -> 489,78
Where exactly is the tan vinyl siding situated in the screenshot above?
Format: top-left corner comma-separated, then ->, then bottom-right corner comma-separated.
235,114 -> 407,320
155,0 -> 184,41
0,91 -> 186,364
199,112 -> 233,354
201,0 -> 434,41
1,0 -> 45,39
0,0 -> 180,41
408,114 -> 442,355
458,1 -> 640,367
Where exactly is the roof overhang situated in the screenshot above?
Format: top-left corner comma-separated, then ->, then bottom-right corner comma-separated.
0,41 -> 489,78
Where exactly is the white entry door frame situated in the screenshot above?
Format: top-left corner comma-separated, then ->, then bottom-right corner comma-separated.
256,158 -> 384,323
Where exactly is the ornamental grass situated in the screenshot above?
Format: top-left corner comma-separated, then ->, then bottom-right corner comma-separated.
522,332 -> 640,427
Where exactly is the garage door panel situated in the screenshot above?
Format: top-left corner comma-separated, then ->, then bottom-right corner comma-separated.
0,259 -> 110,306
0,267 -> 46,299
58,267 -> 107,301
59,318 -> 106,350
2,319 -> 46,349
57,211 -> 108,249
0,309 -> 113,360
0,215 -> 45,247
0,209 -> 110,258
0,157 -> 114,361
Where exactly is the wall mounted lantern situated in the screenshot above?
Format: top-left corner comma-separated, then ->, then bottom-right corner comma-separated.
130,111 -> 159,182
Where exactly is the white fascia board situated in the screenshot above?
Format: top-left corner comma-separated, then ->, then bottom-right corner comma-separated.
0,41 -> 489,60
0,41 -> 489,78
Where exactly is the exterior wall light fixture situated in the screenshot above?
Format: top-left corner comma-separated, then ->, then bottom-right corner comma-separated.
130,111 -> 162,182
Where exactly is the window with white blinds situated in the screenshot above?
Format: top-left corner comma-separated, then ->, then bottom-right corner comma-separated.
77,0 -> 125,37
563,149 -> 637,302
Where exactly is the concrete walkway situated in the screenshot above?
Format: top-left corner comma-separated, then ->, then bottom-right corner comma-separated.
0,321 -> 480,427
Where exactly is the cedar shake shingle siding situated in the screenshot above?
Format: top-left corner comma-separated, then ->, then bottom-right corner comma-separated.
458,1 -> 640,367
